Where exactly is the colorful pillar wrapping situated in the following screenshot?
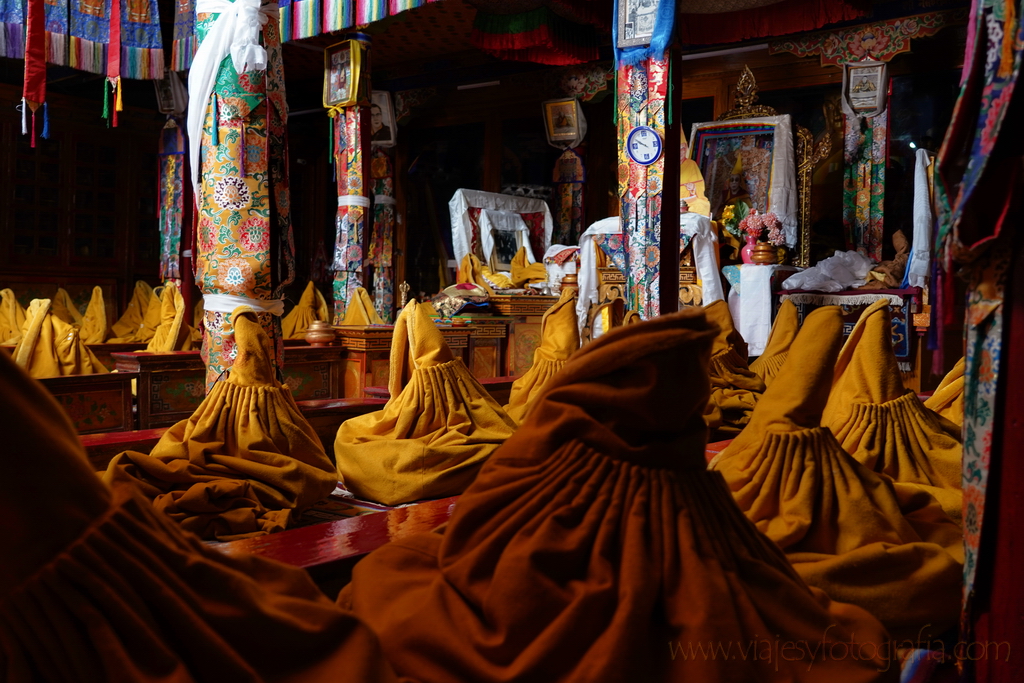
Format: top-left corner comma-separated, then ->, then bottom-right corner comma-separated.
171,0 -> 196,70
368,146 -> 395,323
332,106 -> 370,323
158,119 -> 186,281
552,147 -> 585,246
190,0 -> 296,390
842,110 -> 887,261
616,56 -> 668,319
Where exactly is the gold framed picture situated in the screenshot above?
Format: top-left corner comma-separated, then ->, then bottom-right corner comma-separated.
323,39 -> 364,109
542,98 -> 582,145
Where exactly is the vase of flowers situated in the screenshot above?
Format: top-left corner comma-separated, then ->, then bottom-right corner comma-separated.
739,210 -> 785,265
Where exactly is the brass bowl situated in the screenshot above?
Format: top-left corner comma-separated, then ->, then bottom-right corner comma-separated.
304,320 -> 336,346
751,242 -> 777,265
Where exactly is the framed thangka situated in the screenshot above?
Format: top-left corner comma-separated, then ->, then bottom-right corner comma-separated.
324,39 -> 368,109
844,59 -> 887,116
689,115 -> 799,246
542,98 -> 586,147
617,0 -> 660,48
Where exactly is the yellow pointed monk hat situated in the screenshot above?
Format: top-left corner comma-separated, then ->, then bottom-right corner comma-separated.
712,306 -> 962,640
504,287 -> 579,424
702,299 -> 764,438
79,286 -> 107,344
0,288 -> 26,344
13,298 -> 108,378
145,281 -> 195,352
335,301 -> 515,505
749,298 -> 799,388
822,300 -> 962,522
108,280 -> 156,342
457,253 -> 495,296
925,356 -> 965,428
283,280 -> 333,337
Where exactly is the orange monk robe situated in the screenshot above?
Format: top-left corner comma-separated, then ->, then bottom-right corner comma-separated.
79,286 -> 107,344
0,288 -> 26,344
340,310 -> 897,683
711,306 -> 962,640
703,299 -> 765,438
823,300 -> 962,522
108,280 -> 161,343
49,287 -> 83,326
341,287 -> 385,326
503,287 -> 579,424
103,308 -> 338,540
282,280 -> 333,338
335,301 -> 516,505
457,254 -> 495,296
145,282 -> 196,352
12,299 -> 108,378
924,357 -> 965,428
749,298 -> 799,388
0,348 -> 397,683
509,246 -> 547,288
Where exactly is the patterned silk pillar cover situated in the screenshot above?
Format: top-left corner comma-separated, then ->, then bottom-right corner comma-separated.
842,110 -> 887,261
369,146 -> 395,323
158,120 -> 185,282
553,146 -> 585,246
194,5 -> 295,390
332,106 -> 370,323
616,55 -> 668,319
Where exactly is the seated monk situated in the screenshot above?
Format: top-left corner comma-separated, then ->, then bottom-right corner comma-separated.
145,282 -> 196,352
0,347 -> 397,683
282,280 -> 332,337
0,288 -> 26,345
339,309 -> 897,682
924,357 -> 965,428
504,287 -> 579,424
13,298 -> 108,378
822,300 -> 962,522
341,287 -> 384,326
749,299 -> 799,388
108,280 -> 162,343
509,246 -> 546,288
103,307 -> 337,540
334,300 -> 516,506
49,287 -> 83,326
703,299 -> 765,439
710,306 -> 962,640
80,286 -> 107,344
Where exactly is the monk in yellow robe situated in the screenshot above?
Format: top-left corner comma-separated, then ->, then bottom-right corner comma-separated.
341,287 -> 385,326
924,357 -> 965,428
79,286 -> 107,344
0,344 -> 397,683
340,309 -> 897,682
749,299 -> 800,388
13,299 -> 108,378
103,308 -> 337,540
711,306 -> 962,640
703,299 -> 765,438
108,280 -> 162,343
145,282 -> 196,352
509,246 -> 546,288
0,288 -> 26,344
503,287 -> 578,424
335,300 -> 516,505
822,300 -> 962,522
282,280 -> 332,337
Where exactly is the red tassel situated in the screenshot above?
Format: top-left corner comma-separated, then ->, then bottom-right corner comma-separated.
30,110 -> 36,148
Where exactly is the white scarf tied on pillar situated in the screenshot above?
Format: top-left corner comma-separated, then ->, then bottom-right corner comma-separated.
185,0 -> 279,197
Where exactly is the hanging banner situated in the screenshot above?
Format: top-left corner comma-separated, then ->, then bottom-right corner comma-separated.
552,147 -> 585,246
368,146 -> 395,322
158,119 -> 186,281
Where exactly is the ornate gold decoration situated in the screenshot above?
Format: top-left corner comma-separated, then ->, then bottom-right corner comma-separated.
716,66 -> 825,267
398,281 -> 411,308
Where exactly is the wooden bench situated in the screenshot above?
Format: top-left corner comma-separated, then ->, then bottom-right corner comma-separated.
86,342 -> 147,371
364,375 -> 520,406
40,372 -> 137,435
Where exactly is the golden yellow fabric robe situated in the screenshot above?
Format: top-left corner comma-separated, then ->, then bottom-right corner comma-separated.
924,357 -> 965,428
79,286 -> 107,344
822,300 -> 962,522
749,298 -> 799,388
0,288 -> 26,344
12,299 -> 108,378
335,301 -> 516,505
108,280 -> 161,343
145,282 -> 196,353
457,254 -> 495,296
509,246 -> 547,288
340,309 -> 896,683
504,287 -> 578,424
103,308 -> 338,540
282,281 -> 333,338
0,347 -> 397,683
340,287 -> 385,326
49,287 -> 83,326
710,306 -> 962,640
703,299 -> 765,438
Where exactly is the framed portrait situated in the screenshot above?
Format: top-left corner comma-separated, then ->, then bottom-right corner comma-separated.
370,91 -> 396,147
542,98 -> 582,145
323,39 -> 365,109
844,59 -> 887,116
617,0 -> 661,49
689,122 -> 777,218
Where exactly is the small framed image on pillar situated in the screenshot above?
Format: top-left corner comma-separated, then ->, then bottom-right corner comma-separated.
324,39 -> 367,109
370,91 -> 396,148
